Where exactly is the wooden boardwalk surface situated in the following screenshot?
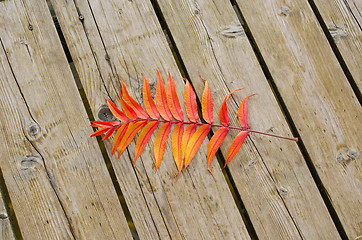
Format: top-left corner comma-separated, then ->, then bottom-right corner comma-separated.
0,0 -> 360,239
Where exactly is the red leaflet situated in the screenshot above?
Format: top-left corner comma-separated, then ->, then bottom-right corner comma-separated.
118,121 -> 147,157
90,127 -> 109,137
171,123 -> 184,174
181,123 -> 197,171
184,124 -> 211,168
142,74 -> 160,120
134,121 -> 159,164
154,122 -> 172,172
119,86 -> 138,121
102,128 -> 115,141
121,80 -> 148,119
156,70 -> 173,121
219,89 -> 243,126
201,79 -> 213,124
166,73 -> 184,121
184,79 -> 199,123
106,99 -> 128,122
90,120 -> 120,128
224,131 -> 249,167
238,94 -> 256,130
207,127 -> 229,175
112,123 -> 129,155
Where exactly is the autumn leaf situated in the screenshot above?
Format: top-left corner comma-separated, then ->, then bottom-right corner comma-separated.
90,127 -> 109,137
142,74 -> 160,120
134,121 -> 159,164
207,127 -> 229,176
184,124 -> 211,168
118,121 -> 147,157
166,73 -> 184,121
171,123 -> 184,174
102,128 -> 115,141
119,88 -> 138,121
180,123 -> 197,173
106,99 -> 128,122
184,79 -> 199,123
121,80 -> 148,119
201,78 -> 213,124
238,94 -> 257,130
156,70 -> 173,121
91,71 -> 297,178
112,123 -> 129,156
224,131 -> 249,167
154,122 -> 172,171
219,89 -> 243,127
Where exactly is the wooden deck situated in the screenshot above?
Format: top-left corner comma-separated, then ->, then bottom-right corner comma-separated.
0,0 -> 360,239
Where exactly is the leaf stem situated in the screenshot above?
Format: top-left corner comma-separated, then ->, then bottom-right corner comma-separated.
117,118 -> 298,142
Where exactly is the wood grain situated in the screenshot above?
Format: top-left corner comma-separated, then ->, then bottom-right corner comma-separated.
0,0 -> 132,239
313,0 -> 361,90
156,0 -> 341,239
0,186 -> 15,240
234,0 -> 362,238
50,0 -> 251,239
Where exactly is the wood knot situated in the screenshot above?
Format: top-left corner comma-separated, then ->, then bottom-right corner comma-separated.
0,212 -> 8,219
28,24 -> 33,31
278,186 -> 288,196
336,147 -> 359,163
98,105 -> 115,121
220,24 -> 245,38
20,155 -> 42,170
25,121 -> 41,140
328,25 -> 346,40
277,6 -> 292,16
79,14 -> 84,21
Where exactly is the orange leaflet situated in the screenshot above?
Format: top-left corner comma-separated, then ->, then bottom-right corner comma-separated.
154,122 -> 172,172
184,79 -> 199,123
134,121 -> 159,164
171,123 -> 184,174
90,127 -> 109,137
121,80 -> 148,119
207,127 -> 229,174
142,74 -> 160,120
166,73 -> 184,121
224,131 -> 249,167
184,124 -> 211,168
238,94 -> 256,130
181,123 -> 197,171
90,120 -> 120,128
112,123 -> 129,155
119,86 -> 138,121
201,79 -> 213,124
118,121 -> 147,158
102,128 -> 115,141
106,99 -> 128,122
156,70 -> 173,121
219,88 -> 243,126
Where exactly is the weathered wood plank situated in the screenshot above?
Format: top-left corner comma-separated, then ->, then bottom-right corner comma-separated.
0,0 -> 132,239
313,0 -> 361,90
234,0 -> 362,238
0,185 -> 15,240
50,0 -> 251,239
156,0 -> 341,239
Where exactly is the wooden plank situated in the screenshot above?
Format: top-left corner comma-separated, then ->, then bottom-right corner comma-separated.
0,0 -> 132,239
50,0 -> 251,239
313,0 -> 361,90
0,186 -> 15,240
155,0 -> 341,239
234,0 -> 362,238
